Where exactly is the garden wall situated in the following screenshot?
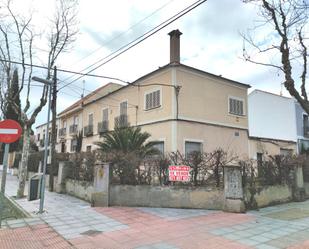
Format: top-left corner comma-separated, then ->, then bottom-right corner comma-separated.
110,185 -> 224,209
65,179 -> 94,202
305,182 -> 309,198
244,184 -> 293,208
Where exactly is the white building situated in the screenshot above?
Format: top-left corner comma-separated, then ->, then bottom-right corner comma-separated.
35,118 -> 61,162
248,90 -> 297,159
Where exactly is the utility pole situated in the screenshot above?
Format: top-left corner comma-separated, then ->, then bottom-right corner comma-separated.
49,66 -> 57,191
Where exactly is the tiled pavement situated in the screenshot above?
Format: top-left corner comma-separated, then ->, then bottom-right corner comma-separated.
1,172 -> 309,248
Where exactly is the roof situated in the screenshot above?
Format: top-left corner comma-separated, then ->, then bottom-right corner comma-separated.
58,82 -> 122,116
249,89 -> 292,100
82,63 -> 251,108
36,118 -> 60,129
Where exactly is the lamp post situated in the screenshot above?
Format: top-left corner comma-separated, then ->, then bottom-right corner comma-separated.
32,76 -> 53,213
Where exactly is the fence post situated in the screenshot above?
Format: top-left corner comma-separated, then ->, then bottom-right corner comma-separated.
223,164 -> 245,213
293,163 -> 305,202
91,162 -> 110,207
55,161 -> 72,193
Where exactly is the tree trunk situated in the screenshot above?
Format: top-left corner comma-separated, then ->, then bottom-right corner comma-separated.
16,125 -> 30,198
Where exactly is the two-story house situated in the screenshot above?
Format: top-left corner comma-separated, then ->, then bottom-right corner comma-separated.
58,30 -> 251,158
248,90 -> 298,160
57,83 -> 122,153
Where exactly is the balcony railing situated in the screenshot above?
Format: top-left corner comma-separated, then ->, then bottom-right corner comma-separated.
39,139 -> 44,147
69,124 -> 78,135
98,121 -> 109,134
84,124 -> 93,137
59,128 -> 67,137
114,115 -> 129,128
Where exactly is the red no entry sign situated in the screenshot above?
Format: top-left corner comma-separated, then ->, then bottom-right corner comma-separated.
0,119 -> 22,144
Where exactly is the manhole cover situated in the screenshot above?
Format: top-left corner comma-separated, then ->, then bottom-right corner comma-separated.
81,230 -> 102,236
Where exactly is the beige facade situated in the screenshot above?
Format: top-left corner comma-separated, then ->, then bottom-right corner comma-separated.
57,64 -> 250,157
57,30 -> 251,157
249,137 -> 297,160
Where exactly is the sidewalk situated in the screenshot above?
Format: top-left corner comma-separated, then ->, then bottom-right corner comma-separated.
1,172 -> 309,249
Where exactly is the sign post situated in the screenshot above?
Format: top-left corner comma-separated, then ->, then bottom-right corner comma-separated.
0,119 -> 22,194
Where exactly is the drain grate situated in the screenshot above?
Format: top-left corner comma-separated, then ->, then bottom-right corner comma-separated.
80,229 -> 102,236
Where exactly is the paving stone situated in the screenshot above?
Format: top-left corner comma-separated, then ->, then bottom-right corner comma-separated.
238,238 -> 260,246
250,235 -> 272,243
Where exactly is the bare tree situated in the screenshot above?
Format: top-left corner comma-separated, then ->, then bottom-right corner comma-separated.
0,0 -> 78,198
242,0 -> 309,113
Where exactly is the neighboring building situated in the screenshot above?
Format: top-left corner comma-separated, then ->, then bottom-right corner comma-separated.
35,118 -> 61,163
295,101 -> 309,153
248,90 -> 297,160
58,30 -> 251,158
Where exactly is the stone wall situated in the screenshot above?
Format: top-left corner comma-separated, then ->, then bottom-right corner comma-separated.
110,185 -> 224,209
244,185 -> 293,208
305,182 -> 309,198
65,179 -> 94,202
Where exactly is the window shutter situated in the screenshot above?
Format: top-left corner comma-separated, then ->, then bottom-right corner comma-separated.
229,98 -> 243,116
103,109 -> 108,121
145,90 -> 161,110
120,101 -> 127,115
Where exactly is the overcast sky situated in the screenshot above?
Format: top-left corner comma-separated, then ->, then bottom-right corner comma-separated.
13,0 -> 293,127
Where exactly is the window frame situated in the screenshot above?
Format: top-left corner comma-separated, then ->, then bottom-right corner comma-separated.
184,139 -> 203,158
102,107 -> 109,121
119,100 -> 128,116
144,87 -> 162,111
228,96 -> 245,116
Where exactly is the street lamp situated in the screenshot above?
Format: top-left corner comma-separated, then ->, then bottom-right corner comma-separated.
31,76 -> 53,214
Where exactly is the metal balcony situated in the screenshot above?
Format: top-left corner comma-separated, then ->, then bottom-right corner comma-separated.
84,125 -> 93,137
114,115 -> 129,128
59,128 -> 67,137
69,124 -> 78,135
98,121 -> 109,134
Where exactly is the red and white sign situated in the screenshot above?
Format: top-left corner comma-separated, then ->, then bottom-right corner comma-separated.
0,119 -> 22,144
169,165 -> 191,182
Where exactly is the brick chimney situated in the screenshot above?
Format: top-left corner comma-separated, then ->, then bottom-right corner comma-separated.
168,29 -> 182,64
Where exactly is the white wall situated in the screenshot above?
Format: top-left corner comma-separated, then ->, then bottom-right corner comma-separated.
248,90 -> 297,141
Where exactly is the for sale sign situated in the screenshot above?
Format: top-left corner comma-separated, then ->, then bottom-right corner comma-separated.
168,165 -> 191,182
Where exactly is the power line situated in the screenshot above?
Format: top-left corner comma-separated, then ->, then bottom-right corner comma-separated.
64,0 -> 175,81
58,0 -> 207,91
0,58 -> 129,83
57,80 -> 137,107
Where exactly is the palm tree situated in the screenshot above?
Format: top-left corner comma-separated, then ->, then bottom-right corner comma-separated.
95,126 -> 158,184
95,126 -> 157,157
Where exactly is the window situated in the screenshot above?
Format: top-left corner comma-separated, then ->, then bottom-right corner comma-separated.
152,141 -> 164,154
73,115 -> 79,125
88,113 -> 93,126
120,101 -> 127,116
280,148 -> 293,156
86,145 -> 91,152
145,90 -> 161,110
102,108 -> 108,121
229,97 -> 244,116
256,152 -> 263,168
303,114 -> 309,136
70,139 -> 77,152
185,141 -> 202,157
37,134 -> 40,141
63,120 -> 67,128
